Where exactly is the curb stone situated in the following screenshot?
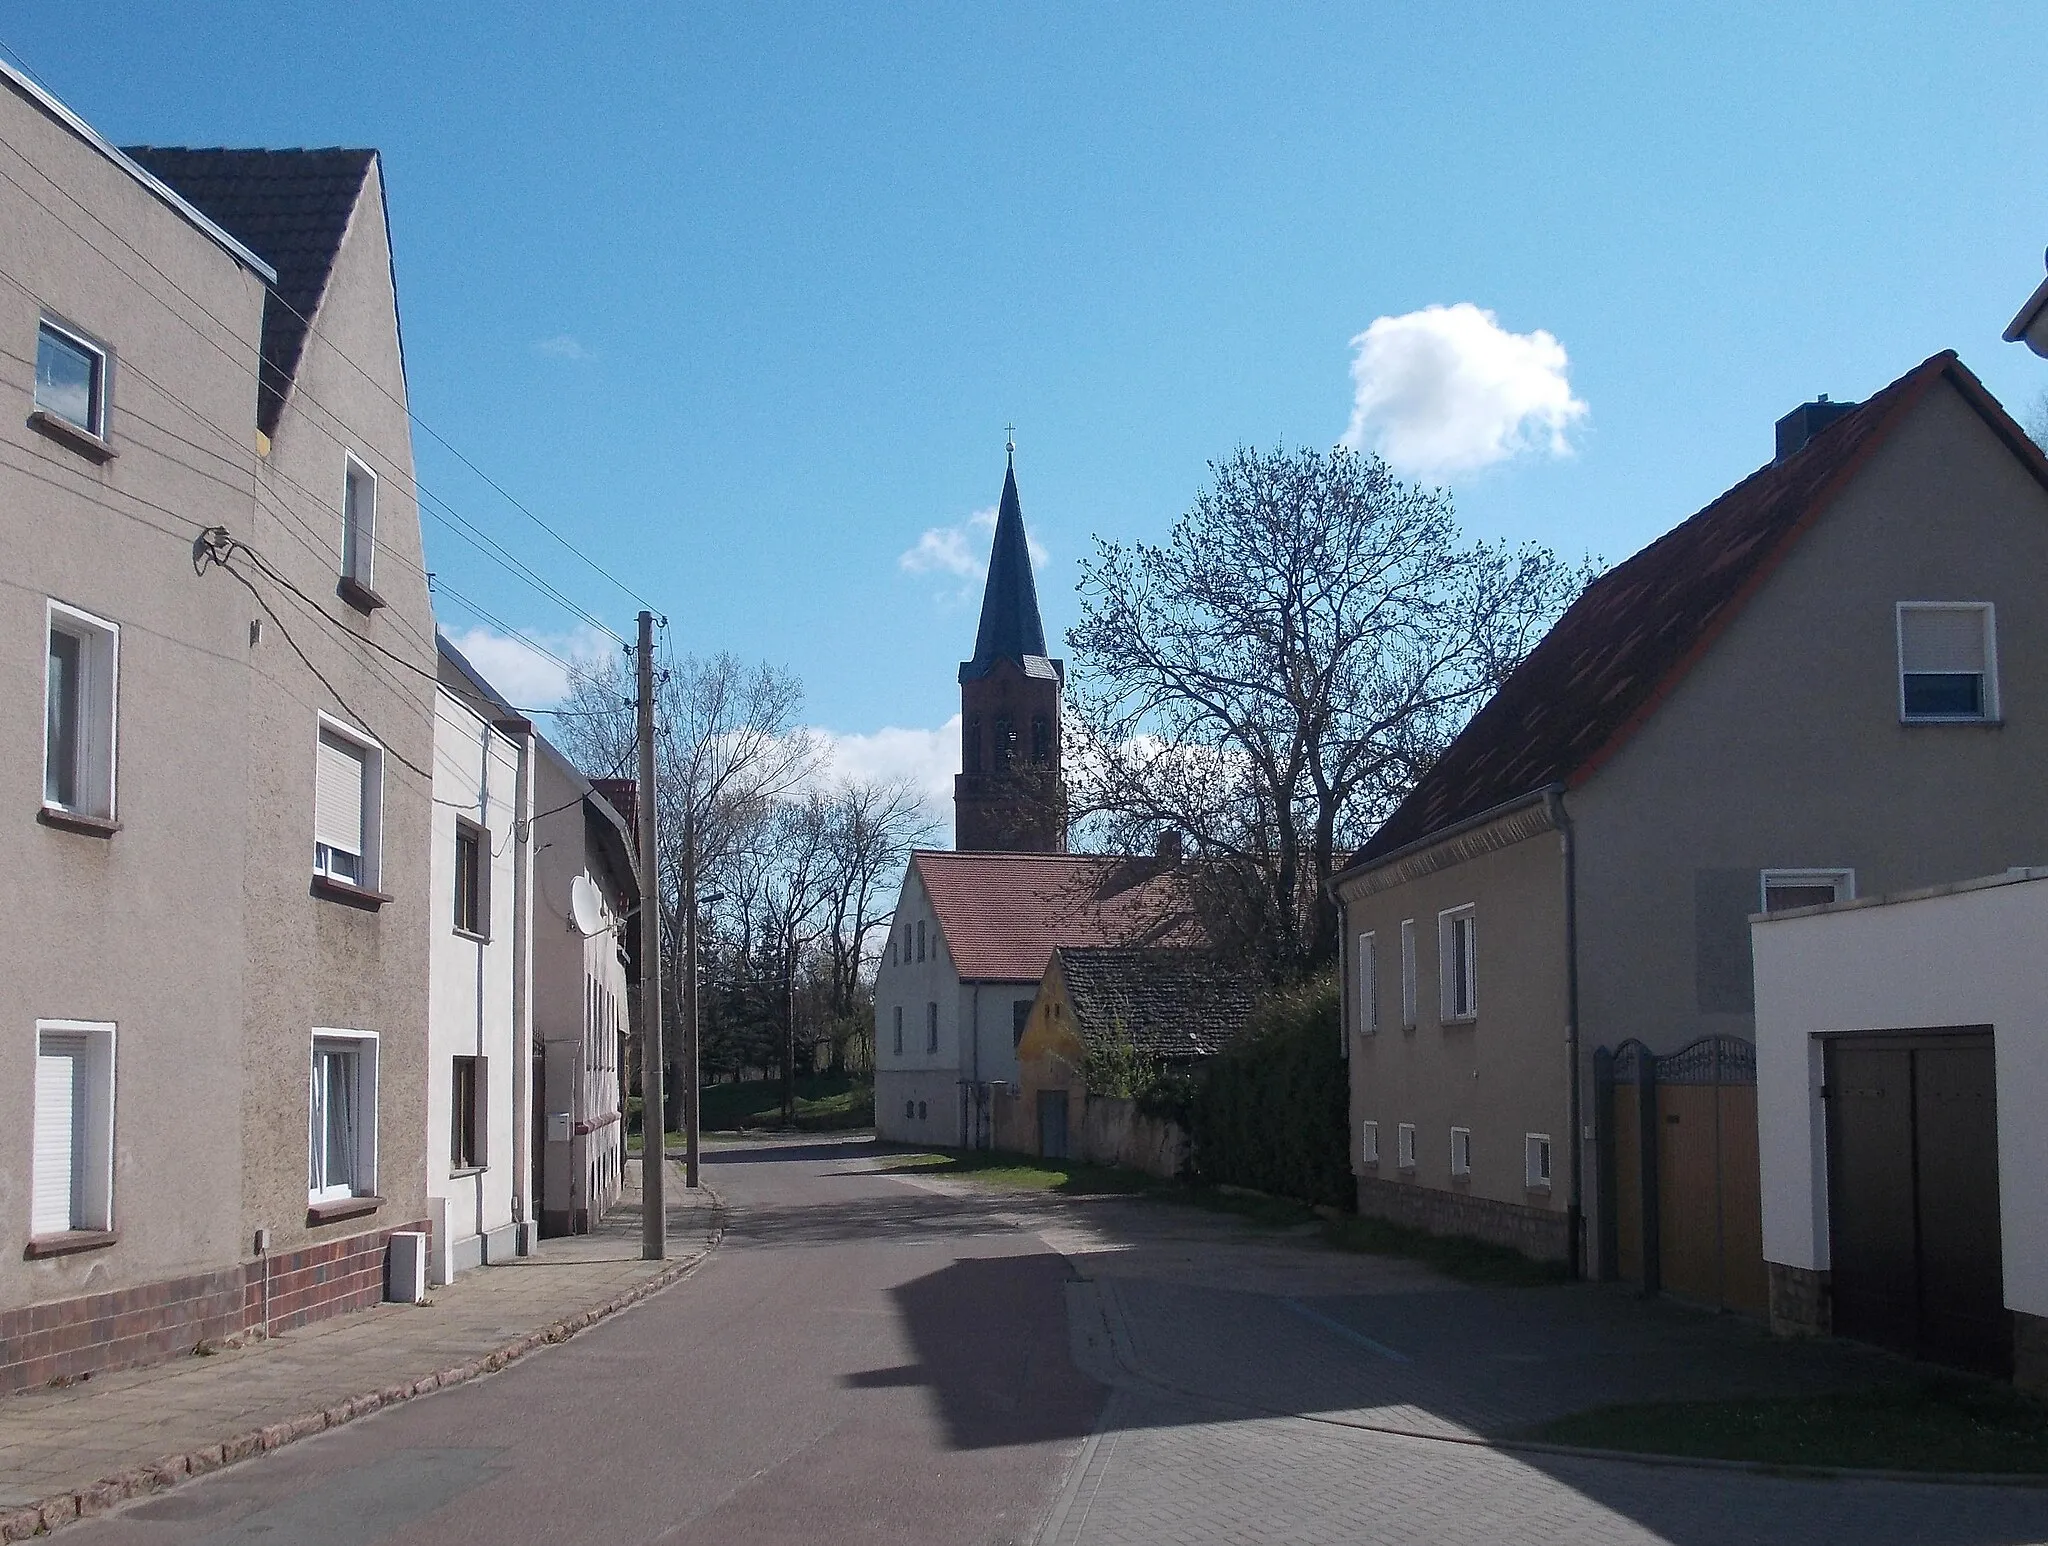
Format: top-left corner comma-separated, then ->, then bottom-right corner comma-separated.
0,1186 -> 724,1541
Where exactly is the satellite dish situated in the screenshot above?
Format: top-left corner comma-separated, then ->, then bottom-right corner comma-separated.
569,874 -> 606,937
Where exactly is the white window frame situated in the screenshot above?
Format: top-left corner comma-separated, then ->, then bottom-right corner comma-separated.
1360,1120 -> 1379,1167
1450,1126 -> 1472,1179
31,1020 -> 116,1238
1896,601 -> 1998,723
1399,919 -> 1417,1030
1759,868 -> 1856,914
314,713 -> 385,889
1525,1133 -> 1553,1191
308,1028 -> 379,1203
342,453 -> 378,587
1438,905 -> 1477,1024
35,316 -> 110,438
1396,1122 -> 1416,1171
43,600 -> 119,821
1356,931 -> 1379,1036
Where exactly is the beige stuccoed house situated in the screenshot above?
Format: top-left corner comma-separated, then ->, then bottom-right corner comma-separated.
1333,352 -> 2048,1297
0,59 -> 441,1390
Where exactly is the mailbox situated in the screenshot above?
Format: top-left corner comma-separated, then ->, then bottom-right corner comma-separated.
547,1111 -> 573,1143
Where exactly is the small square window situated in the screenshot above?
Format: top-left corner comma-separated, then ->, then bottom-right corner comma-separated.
451,1055 -> 483,1171
1439,906 -> 1477,1023
925,1002 -> 939,1054
1360,1120 -> 1379,1167
1898,603 -> 1997,722
1356,931 -> 1379,1035
44,602 -> 119,820
1525,1133 -> 1552,1191
315,720 -> 383,889
32,1021 -> 116,1238
892,1006 -> 903,1056
1761,868 -> 1854,915
310,1031 -> 378,1201
35,320 -> 107,438
343,455 -> 377,588
1396,1122 -> 1416,1171
454,821 -> 487,935
1450,1126 -> 1472,1178
1399,920 -> 1418,1030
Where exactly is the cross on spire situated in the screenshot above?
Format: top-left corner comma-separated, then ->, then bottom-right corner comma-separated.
1005,422 -> 1016,466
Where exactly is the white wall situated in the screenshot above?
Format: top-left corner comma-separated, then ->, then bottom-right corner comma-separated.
1753,871 -> 2048,1315
427,689 -> 523,1277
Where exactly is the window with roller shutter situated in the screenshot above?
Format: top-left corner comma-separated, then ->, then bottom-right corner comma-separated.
1897,602 -> 1998,721
314,721 -> 381,888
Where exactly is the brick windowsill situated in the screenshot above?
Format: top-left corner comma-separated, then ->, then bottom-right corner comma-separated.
311,875 -> 393,910
24,1229 -> 119,1259
38,806 -> 121,838
28,409 -> 117,462
306,1195 -> 384,1225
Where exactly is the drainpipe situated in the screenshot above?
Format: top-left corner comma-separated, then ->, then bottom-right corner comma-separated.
964,985 -> 981,1149
1545,785 -> 1585,1280
501,717 -> 536,1254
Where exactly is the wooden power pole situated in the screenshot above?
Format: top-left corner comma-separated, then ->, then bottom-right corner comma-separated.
635,611 -> 666,1259
682,801 -> 701,1190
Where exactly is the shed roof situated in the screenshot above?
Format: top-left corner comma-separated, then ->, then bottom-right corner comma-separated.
1053,948 -> 1256,1059
1347,352 -> 2048,873
912,849 -> 1197,982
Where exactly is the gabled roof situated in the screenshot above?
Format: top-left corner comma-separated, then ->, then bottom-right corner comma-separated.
1349,352 -> 2048,872
960,454 -> 1060,683
123,147 -> 376,436
1053,948 -> 1256,1059
912,849 -> 1197,981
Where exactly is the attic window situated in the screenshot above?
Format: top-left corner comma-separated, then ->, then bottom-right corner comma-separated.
1898,603 -> 1996,722
35,319 -> 108,440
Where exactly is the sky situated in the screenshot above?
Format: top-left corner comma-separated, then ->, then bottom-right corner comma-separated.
8,4 -> 2047,822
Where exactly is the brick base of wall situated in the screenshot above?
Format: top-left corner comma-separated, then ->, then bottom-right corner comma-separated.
1355,1175 -> 1569,1262
1766,1262 -> 1831,1339
0,1218 -> 427,1395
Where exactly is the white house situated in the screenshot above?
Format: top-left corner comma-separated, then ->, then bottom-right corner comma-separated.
1753,868 -> 2048,1386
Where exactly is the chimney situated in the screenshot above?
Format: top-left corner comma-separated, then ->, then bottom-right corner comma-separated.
1774,395 -> 1858,462
1153,830 -> 1184,864
590,776 -> 637,833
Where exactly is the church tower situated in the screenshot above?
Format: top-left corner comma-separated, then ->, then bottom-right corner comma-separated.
954,446 -> 1067,852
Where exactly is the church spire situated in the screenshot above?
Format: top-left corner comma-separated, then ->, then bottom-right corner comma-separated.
960,451 -> 1048,682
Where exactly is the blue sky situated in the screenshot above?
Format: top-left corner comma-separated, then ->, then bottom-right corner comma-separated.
8,4 -> 2046,808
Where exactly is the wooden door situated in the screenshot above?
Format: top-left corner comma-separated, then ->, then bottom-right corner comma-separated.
1037,1090 -> 1069,1160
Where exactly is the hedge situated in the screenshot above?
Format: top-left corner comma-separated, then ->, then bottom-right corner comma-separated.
1185,970 -> 1351,1209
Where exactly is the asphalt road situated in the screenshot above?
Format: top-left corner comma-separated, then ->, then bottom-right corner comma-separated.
67,1136 -> 1104,1546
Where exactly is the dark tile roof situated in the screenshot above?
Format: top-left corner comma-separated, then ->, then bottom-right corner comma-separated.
1350,352 -> 2048,871
121,147 -> 375,436
1053,948 -> 1256,1059
960,455 -> 1060,682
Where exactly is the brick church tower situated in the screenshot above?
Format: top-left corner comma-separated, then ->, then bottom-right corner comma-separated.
954,446 -> 1067,852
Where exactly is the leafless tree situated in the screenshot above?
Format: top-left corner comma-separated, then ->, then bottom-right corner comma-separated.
1068,443 -> 1591,978
814,777 -> 939,1070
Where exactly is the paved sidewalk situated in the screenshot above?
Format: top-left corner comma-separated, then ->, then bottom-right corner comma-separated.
0,1162 -> 718,1532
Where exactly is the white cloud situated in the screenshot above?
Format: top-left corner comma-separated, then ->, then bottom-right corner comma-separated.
1340,303 -> 1588,478
536,334 -> 596,361
898,507 -> 1050,602
441,623 -> 614,708
810,715 -> 960,826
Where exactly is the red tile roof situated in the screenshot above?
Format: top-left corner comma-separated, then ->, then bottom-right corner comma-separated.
1348,352 -> 2048,872
913,850 -> 1198,982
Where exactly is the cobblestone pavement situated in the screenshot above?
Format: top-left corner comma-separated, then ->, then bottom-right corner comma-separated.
0,1160 -> 718,1515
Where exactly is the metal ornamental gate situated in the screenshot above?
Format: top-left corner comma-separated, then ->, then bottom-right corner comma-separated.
1595,1036 -> 1767,1315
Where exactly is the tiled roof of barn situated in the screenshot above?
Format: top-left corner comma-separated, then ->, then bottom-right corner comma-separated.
1348,352 -> 2048,872
122,147 -> 375,436
1053,948 -> 1256,1059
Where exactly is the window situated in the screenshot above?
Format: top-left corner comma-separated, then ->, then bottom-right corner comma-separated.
314,720 -> 382,889
904,1099 -> 915,1120
342,455 -> 377,588
916,920 -> 925,962
1761,868 -> 1854,915
1898,602 -> 1996,721
1396,1122 -> 1417,1171
926,1002 -> 939,1054
1031,715 -> 1051,765
32,1021 -> 115,1238
1356,931 -> 1378,1035
309,1031 -> 378,1201
451,1055 -> 483,1171
1525,1133 -> 1552,1190
917,1100 -> 927,1120
1399,920 -> 1418,1030
1450,1126 -> 1471,1179
43,602 -> 118,820
35,319 -> 107,437
892,1006 -> 903,1056
1013,999 -> 1032,1047
1360,1120 -> 1379,1167
454,821 -> 486,935
993,716 -> 1015,770
1439,906 -> 1477,1022
964,714 -> 982,774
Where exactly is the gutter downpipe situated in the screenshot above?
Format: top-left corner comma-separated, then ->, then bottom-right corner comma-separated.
967,985 -> 982,1149
501,717 -> 537,1256
1544,784 -> 1585,1281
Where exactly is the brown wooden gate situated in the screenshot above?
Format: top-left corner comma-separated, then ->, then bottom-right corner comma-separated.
1595,1036 -> 1767,1315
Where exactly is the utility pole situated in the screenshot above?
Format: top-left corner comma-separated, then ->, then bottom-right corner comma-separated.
783,958 -> 797,1127
635,611 -> 665,1259
682,800 -> 701,1189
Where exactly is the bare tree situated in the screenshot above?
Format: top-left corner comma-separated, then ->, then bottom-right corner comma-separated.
1069,443 -> 1590,978
815,777 -> 939,1071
